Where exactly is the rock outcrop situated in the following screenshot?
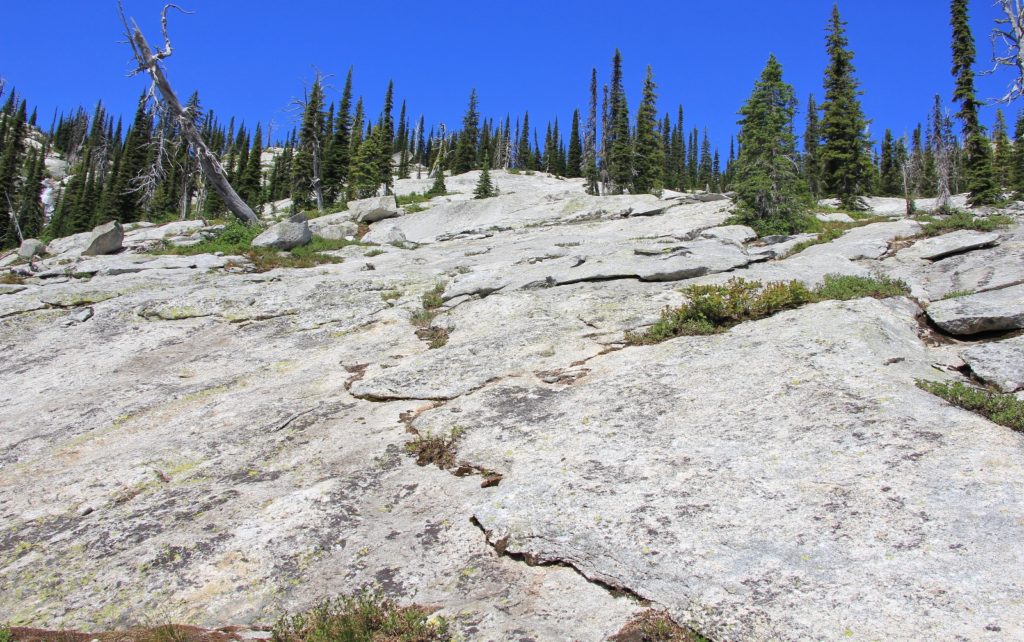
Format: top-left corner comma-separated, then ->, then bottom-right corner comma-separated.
82,220 -> 124,256
1,173 -> 1022,641
252,214 -> 312,250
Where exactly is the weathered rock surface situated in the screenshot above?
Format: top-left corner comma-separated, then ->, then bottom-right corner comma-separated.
308,212 -> 358,240
349,195 -> 399,223
904,230 -> 1000,261
926,284 -> 1024,335
2,174 -> 1022,640
252,214 -> 312,250
82,220 -> 124,256
962,335 -> 1024,392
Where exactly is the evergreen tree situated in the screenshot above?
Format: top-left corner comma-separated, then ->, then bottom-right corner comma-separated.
0,100 -> 26,245
698,129 -> 713,189
323,68 -> 354,202
632,65 -> 663,194
377,81 -> 395,192
803,94 -> 822,197
292,75 -> 326,210
879,129 -> 902,196
349,126 -> 385,199
607,49 -> 632,194
583,69 -> 600,194
1013,110 -> 1024,196
452,89 -> 480,174
820,5 -> 874,208
992,109 -> 1012,190
427,165 -> 447,196
17,148 -> 46,240
241,123 -> 264,205
733,55 -> 810,235
474,151 -> 497,199
951,0 -> 999,204
567,109 -> 582,178
517,111 -> 531,170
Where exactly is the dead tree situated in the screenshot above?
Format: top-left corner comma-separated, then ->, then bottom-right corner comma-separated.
990,0 -> 1024,103
118,3 -> 258,224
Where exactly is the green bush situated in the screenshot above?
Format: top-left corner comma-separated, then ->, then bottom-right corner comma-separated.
917,210 -> 1013,237
0,622 -> 11,642
628,274 -> 909,345
271,590 -> 447,642
917,381 -> 1024,432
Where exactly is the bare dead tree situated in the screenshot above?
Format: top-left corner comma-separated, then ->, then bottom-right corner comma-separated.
897,135 -> 918,216
430,123 -> 448,178
989,0 -> 1024,103
5,194 -> 24,245
929,97 -> 954,212
0,77 -> 6,102
118,2 -> 258,224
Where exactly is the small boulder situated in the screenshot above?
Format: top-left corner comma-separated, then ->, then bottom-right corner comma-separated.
817,212 -> 855,224
82,221 -> 124,256
309,212 -> 359,240
18,238 -> 47,258
348,195 -> 399,223
251,214 -> 312,251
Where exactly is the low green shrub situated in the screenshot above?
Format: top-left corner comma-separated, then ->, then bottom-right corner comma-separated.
916,210 -> 1013,237
404,428 -> 464,470
917,380 -> 1024,432
395,192 -> 432,207
628,274 -> 909,345
271,590 -> 447,642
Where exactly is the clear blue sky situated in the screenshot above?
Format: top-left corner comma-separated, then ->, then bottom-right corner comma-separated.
0,0 -> 1018,153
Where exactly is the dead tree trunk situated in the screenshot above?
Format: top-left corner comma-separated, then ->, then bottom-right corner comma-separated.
119,4 -> 259,225
992,1 -> 1024,103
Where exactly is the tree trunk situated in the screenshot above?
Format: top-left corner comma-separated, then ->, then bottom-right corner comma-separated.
123,10 -> 258,225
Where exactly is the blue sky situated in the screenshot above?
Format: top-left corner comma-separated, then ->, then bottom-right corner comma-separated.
0,0 -> 1019,153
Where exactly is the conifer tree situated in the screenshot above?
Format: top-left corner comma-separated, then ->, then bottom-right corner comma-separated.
427,165 -> 447,196
17,147 -> 45,240
1014,110 -> 1024,195
951,0 -> 999,205
241,123 -> 264,205
879,129 -> 902,196
567,109 -> 582,178
474,151 -> 497,199
992,109 -> 1012,190
802,94 -> 822,197
698,130 -> 713,189
607,49 -> 632,194
632,66 -> 663,194
517,112 -> 531,170
929,94 -> 956,211
0,100 -> 26,245
292,75 -> 326,210
583,69 -> 600,194
349,126 -> 385,199
820,5 -> 873,208
733,55 -> 809,235
323,68 -> 354,202
452,89 -> 480,174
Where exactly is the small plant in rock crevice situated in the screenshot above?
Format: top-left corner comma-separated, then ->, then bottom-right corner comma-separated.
627,274 -> 910,345
917,380 -> 1024,432
404,428 -> 465,470
914,210 -> 1013,237
609,610 -> 710,642
271,589 -> 448,642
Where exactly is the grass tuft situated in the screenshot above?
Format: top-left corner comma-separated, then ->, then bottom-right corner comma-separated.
404,428 -> 464,470
627,275 -> 909,345
917,380 -> 1024,432
916,210 -> 1013,237
271,590 -> 447,642
609,610 -> 709,642
0,272 -> 25,285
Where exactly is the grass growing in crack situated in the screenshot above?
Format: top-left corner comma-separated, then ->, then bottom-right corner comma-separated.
404,428 -> 464,469
380,290 -> 401,302
915,210 -> 1013,237
627,275 -> 910,345
917,380 -> 1024,431
271,590 -> 448,642
416,326 -> 450,349
610,610 -> 709,642
783,215 -> 893,258
395,192 -> 433,207
941,289 -> 974,300
0,272 -> 25,285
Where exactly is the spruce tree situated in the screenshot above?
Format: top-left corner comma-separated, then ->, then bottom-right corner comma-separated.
567,110 -> 582,178
583,69 -> 600,194
992,109 -> 1012,190
733,55 -> 809,235
802,94 -> 822,197
292,75 -> 326,211
517,112 -> 531,170
879,129 -> 902,196
17,148 -> 45,240
474,152 -> 497,199
323,68 -> 354,202
349,127 -> 384,200
607,50 -> 632,194
951,0 -> 999,205
0,100 -> 26,246
820,5 -> 874,209
452,89 -> 480,174
632,65 -> 663,195
427,165 -> 447,196
1014,110 -> 1024,196
241,123 -> 264,205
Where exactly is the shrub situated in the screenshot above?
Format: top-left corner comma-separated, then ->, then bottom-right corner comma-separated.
917,381 -> 1024,432
917,210 -> 1013,237
0,622 -> 11,642
609,610 -> 709,642
271,590 -> 447,642
395,193 -> 431,207
627,275 -> 909,345
404,428 -> 464,470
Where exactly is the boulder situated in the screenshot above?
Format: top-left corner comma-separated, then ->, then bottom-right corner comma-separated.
700,225 -> 758,245
18,238 -> 47,258
961,335 -> 1024,392
362,224 -> 408,246
348,195 -> 399,223
251,214 -> 312,251
926,284 -> 1024,335
816,212 -> 855,223
82,221 -> 124,256
309,212 -> 359,240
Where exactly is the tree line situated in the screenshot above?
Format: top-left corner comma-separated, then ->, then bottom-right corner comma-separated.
0,1 -> 1017,248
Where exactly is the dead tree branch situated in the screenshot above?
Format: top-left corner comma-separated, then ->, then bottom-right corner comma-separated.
988,0 -> 1024,103
117,2 -> 258,224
